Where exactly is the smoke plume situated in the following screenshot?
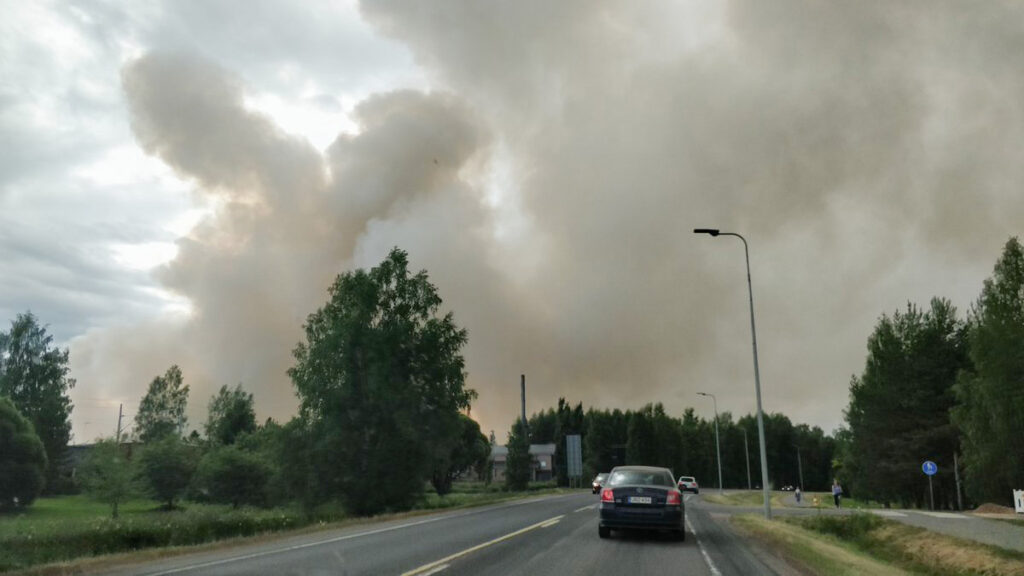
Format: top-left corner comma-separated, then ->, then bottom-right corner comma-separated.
72,1 -> 1024,440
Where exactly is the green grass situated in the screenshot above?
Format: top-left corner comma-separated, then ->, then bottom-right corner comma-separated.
701,490 -> 786,507
0,483 -> 570,573
733,514 -> 907,576
787,513 -> 1024,576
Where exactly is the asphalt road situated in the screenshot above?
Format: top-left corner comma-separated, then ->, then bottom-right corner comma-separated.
109,492 -> 797,576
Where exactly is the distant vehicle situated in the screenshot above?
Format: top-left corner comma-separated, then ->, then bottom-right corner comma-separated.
592,473 -> 608,494
677,475 -> 699,494
599,465 -> 685,541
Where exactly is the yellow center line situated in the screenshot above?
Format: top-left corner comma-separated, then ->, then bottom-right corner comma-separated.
401,514 -> 565,576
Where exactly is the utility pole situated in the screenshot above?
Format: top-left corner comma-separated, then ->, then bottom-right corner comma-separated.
520,374 -> 527,428
794,445 -> 804,491
115,403 -> 123,444
114,403 -> 124,520
953,452 -> 964,511
743,428 -> 752,490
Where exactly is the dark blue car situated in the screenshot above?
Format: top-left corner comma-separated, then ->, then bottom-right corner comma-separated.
598,465 -> 685,540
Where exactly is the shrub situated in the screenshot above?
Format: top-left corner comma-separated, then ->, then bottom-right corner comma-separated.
78,439 -> 142,518
0,397 -> 47,510
138,436 -> 198,509
194,445 -> 270,508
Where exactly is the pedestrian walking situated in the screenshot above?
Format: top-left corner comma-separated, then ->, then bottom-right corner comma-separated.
795,486 -> 802,504
832,479 -> 842,508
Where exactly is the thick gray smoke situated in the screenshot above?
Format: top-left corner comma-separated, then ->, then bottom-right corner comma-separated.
72,1 -> 1024,440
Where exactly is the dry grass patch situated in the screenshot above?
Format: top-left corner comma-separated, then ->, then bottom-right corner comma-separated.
873,524 -> 1024,576
733,515 -> 907,576
792,513 -> 1024,576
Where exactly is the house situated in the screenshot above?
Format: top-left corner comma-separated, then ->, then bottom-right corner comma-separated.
490,443 -> 556,482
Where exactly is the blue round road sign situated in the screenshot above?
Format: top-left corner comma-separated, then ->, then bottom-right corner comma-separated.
922,461 -> 938,476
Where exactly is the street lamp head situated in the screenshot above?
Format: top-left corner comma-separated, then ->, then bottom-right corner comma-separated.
697,392 -> 708,397
693,228 -> 720,236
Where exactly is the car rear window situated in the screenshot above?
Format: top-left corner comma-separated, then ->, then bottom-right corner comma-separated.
680,477 -> 695,482
608,470 -> 674,487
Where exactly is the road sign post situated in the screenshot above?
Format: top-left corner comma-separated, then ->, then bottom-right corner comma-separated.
566,434 -> 583,488
922,460 -> 937,510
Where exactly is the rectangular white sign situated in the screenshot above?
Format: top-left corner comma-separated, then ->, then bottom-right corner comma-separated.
1014,489 -> 1024,514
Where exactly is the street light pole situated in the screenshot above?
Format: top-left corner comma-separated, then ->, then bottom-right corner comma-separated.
742,427 -> 752,491
694,228 -> 772,519
698,392 -> 724,494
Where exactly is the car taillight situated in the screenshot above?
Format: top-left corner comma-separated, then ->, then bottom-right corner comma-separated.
601,488 -> 614,503
666,490 -> 681,505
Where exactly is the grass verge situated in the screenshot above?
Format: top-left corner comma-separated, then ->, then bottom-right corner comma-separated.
732,514 -> 907,576
701,491 -> 786,508
0,486 -> 573,574
702,490 -> 880,510
786,513 -> 1024,576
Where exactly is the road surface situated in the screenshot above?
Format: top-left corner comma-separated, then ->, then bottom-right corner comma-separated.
108,492 -> 798,576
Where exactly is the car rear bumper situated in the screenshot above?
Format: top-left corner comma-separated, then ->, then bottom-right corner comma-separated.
599,504 -> 684,530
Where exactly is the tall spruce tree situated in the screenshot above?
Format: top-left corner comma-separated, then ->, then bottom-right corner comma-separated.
954,238 -> 1024,505
845,298 -> 967,507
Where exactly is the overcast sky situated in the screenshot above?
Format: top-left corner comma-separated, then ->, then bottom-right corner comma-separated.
3,0 -> 1023,444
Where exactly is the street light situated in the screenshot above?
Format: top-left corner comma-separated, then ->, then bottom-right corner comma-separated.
742,427 -> 752,491
697,392 -> 724,495
694,227 -> 772,519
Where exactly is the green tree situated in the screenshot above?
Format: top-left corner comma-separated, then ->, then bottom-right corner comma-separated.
0,313 -> 74,492
205,384 -> 256,446
79,439 -> 140,518
194,445 -> 270,508
626,405 -> 658,466
845,299 -> 968,507
0,396 -> 47,510
584,409 -> 619,477
505,420 -> 531,491
289,248 -> 475,515
954,238 -> 1024,505
432,414 -> 490,495
137,436 -> 198,509
135,365 -> 189,443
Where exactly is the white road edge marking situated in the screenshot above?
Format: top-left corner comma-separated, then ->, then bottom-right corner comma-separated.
401,515 -> 565,576
142,495 -> 574,576
574,504 -> 595,512
418,564 -> 450,576
686,515 -> 722,576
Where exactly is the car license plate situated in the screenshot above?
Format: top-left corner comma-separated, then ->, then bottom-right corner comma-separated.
628,496 -> 652,504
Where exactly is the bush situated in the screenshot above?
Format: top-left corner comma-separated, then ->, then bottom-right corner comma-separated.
78,440 -> 142,518
0,506 -> 308,571
0,397 -> 47,510
138,436 -> 198,509
194,445 -> 270,508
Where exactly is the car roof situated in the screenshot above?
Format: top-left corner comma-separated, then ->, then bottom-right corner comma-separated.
610,465 -> 672,473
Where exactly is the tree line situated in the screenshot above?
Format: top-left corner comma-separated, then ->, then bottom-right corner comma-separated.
512,398 -> 837,492
840,237 -> 1024,508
